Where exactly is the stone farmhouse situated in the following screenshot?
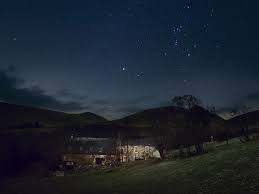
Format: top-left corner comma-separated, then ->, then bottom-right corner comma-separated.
62,124 -> 160,168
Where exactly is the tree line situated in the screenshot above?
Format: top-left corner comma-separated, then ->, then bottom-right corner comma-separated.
152,95 -> 252,159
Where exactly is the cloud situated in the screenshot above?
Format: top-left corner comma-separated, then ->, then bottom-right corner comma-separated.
238,92 -> 259,107
124,96 -> 156,105
0,69 -> 180,119
56,89 -> 88,102
0,70 -> 85,112
56,89 -> 75,97
115,106 -> 143,115
0,69 -> 164,118
223,91 -> 259,111
216,91 -> 259,119
6,65 -> 17,73
92,99 -> 111,106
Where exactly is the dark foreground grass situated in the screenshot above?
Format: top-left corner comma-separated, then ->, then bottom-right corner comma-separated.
1,139 -> 259,194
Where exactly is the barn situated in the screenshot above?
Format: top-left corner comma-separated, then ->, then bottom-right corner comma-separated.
62,123 -> 160,169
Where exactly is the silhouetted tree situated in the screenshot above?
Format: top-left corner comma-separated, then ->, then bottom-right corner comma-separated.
152,111 -> 176,159
189,106 -> 212,153
172,95 -> 209,155
172,95 -> 201,110
152,118 -> 167,159
123,118 -> 130,162
231,105 -> 250,143
207,106 -> 229,144
207,106 -> 216,114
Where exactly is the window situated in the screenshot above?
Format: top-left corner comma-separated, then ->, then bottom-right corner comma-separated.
95,157 -> 103,165
134,146 -> 138,153
145,146 -> 150,153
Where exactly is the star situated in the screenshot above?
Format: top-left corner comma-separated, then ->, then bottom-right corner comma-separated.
184,5 -> 191,9
136,72 -> 144,78
127,7 -> 135,16
122,67 -> 126,71
104,11 -> 113,17
174,40 -> 178,46
203,24 -> 209,30
187,53 -> 191,57
136,39 -> 143,48
183,79 -> 191,86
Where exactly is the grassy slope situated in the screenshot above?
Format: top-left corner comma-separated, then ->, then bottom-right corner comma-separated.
2,138 -> 259,194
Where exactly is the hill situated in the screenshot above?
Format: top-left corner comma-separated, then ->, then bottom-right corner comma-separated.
0,102 -> 107,130
227,110 -> 259,130
115,106 -> 185,127
222,110 -> 259,140
2,137 -> 259,194
115,106 -> 226,137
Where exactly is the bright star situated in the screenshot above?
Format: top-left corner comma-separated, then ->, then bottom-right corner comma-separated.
137,72 -> 144,77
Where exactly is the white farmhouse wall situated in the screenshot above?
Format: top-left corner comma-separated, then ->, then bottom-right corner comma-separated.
120,145 -> 161,162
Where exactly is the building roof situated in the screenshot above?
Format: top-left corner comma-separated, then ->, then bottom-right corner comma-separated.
65,137 -> 117,155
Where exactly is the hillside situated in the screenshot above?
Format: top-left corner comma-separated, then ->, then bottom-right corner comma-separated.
115,106 -> 226,137
227,110 -> 259,130
116,106 -> 224,124
2,137 -> 259,194
0,102 -> 107,130
116,106 -> 185,127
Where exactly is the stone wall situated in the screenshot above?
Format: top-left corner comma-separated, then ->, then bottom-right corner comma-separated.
63,154 -> 118,167
119,145 -> 160,162
63,144 -> 161,169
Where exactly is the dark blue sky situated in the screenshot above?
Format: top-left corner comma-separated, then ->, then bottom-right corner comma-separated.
0,0 -> 259,119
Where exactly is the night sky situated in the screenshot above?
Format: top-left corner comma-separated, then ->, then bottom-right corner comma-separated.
0,0 -> 259,119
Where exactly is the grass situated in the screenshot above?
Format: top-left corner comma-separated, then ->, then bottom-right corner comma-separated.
1,138 -> 259,194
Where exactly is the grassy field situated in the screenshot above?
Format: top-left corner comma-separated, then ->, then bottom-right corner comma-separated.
1,138 -> 259,194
